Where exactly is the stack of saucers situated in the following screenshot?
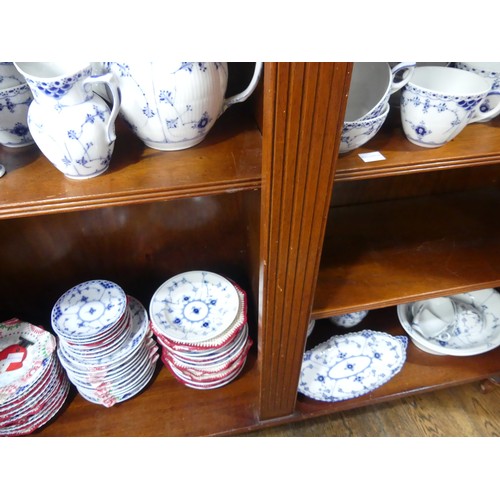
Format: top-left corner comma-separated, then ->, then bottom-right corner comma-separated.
51,279 -> 158,407
0,318 -> 70,436
149,271 -> 252,389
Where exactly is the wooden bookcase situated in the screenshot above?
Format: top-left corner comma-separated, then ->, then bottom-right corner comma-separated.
1,62 -> 499,436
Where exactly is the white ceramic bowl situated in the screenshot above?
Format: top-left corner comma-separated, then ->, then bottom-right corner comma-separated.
397,289 -> 500,356
344,62 -> 415,122
339,103 -> 390,154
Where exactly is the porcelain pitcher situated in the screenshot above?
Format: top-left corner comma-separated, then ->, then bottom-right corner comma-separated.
14,62 -> 120,179
102,62 -> 263,151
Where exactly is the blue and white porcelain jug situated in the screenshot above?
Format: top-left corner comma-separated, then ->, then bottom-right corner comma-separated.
102,62 -> 263,150
14,62 -> 120,179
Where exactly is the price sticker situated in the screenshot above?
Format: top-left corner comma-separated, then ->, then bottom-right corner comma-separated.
358,151 -> 386,162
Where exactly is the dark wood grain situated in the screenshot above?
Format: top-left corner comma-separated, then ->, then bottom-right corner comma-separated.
335,109 -> 500,180
3,62 -> 500,437
314,187 -> 500,317
238,381 -> 500,436
0,106 -> 261,219
258,62 -> 352,420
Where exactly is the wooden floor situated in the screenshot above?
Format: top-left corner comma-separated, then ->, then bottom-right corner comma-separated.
238,380 -> 500,437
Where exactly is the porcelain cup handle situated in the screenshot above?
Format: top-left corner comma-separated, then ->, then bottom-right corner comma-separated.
389,62 -> 416,94
469,90 -> 500,123
84,72 -> 121,143
221,62 -> 263,115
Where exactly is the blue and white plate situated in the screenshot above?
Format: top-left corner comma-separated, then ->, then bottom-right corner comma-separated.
298,330 -> 408,402
149,271 -> 240,342
51,280 -> 127,340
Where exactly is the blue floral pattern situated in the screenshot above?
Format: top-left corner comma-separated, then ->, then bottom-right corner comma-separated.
149,271 -> 240,342
298,330 -> 408,402
401,82 -> 490,147
398,289 -> 500,356
0,84 -> 34,147
103,62 -> 262,151
455,62 -> 500,121
103,62 -> 223,150
19,64 -> 119,178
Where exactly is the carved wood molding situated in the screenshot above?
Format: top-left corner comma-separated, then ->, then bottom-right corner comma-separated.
258,62 -> 352,420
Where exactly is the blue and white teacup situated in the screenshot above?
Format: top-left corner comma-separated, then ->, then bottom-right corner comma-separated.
0,83 -> 34,147
454,62 -> 500,122
340,102 -> 390,153
345,62 -> 415,122
401,65 -> 500,148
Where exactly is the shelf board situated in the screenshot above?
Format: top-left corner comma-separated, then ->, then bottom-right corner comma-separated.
0,107 -> 262,220
34,349 -> 260,437
335,110 -> 500,181
313,187 -> 500,318
295,310 -> 500,421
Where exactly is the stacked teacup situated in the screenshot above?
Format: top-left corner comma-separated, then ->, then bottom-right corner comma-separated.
0,62 -> 34,148
51,279 -> 158,407
340,62 -> 415,154
149,271 -> 252,389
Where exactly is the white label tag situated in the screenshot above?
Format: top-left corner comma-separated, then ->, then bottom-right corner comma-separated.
358,151 -> 386,162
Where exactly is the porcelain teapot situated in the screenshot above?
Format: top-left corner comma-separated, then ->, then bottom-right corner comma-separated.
101,62 -> 263,150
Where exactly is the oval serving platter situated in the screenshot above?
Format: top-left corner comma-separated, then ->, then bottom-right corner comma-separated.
298,329 -> 408,402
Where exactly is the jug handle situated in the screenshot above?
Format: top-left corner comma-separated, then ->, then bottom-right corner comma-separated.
221,62 -> 263,115
84,72 -> 121,143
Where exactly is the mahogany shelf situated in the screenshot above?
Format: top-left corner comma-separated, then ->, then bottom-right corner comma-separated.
4,62 -> 500,437
313,187 -> 500,318
34,349 -> 260,437
0,107 -> 262,220
335,110 -> 500,181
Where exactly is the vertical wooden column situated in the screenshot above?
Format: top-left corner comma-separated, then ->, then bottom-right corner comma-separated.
258,62 -> 352,420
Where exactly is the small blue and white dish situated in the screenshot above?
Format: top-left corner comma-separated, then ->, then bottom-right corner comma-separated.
330,310 -> 369,328
51,279 -> 127,340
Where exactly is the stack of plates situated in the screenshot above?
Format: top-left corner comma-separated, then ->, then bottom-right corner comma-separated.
51,280 -> 158,407
397,288 -> 500,356
0,318 -> 70,436
149,271 -> 252,390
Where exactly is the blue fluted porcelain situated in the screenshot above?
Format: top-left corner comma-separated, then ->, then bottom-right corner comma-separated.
149,270 -> 240,342
340,103 -> 389,153
398,288 -> 500,356
455,62 -> 500,122
330,309 -> 369,328
14,62 -> 120,179
51,279 -> 127,340
299,330 -> 408,402
0,62 -> 26,90
0,83 -> 34,147
102,62 -> 263,150
401,65 -> 500,148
